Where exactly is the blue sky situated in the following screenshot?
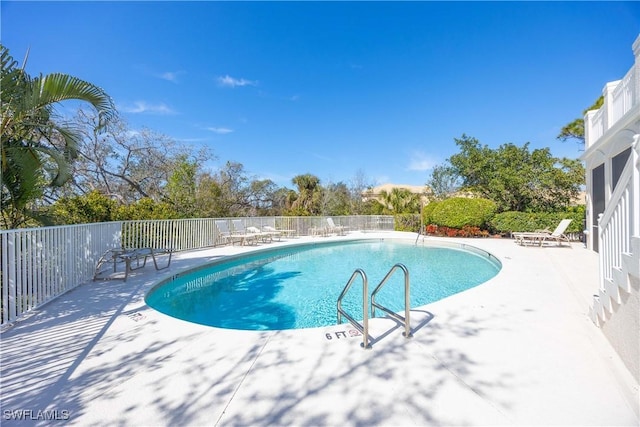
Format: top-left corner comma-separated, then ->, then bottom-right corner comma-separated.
2,2 -> 639,189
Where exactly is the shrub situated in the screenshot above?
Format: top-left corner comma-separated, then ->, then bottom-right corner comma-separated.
424,225 -> 490,238
114,198 -> 180,220
394,214 -> 421,232
422,200 -> 440,226
490,206 -> 585,234
425,224 -> 438,234
429,197 -> 497,229
48,190 -> 117,224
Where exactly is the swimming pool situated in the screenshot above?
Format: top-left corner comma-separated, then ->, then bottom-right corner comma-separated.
145,239 -> 501,330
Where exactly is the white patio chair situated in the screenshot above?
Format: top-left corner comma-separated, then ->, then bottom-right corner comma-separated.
326,217 -> 348,235
513,219 -> 573,247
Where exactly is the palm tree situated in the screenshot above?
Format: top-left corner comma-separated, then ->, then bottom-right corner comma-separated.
379,188 -> 421,214
1,44 -> 116,228
291,173 -> 321,215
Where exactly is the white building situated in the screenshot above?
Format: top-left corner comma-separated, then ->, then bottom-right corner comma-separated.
582,34 -> 640,383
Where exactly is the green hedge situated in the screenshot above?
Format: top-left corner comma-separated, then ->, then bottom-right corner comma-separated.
428,197 -> 497,229
490,206 -> 585,234
422,200 -> 440,225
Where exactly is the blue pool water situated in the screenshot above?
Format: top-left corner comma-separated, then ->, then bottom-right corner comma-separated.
145,239 -> 501,330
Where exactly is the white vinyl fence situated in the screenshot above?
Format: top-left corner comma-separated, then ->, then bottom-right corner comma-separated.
1,215 -> 394,327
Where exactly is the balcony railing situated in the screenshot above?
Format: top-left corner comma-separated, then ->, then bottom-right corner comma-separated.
611,66 -> 636,123
586,107 -> 605,146
585,36 -> 640,148
0,215 -> 394,328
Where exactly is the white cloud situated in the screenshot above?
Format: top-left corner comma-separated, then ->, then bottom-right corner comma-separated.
119,101 -> 176,115
217,75 -> 257,88
206,127 -> 234,135
157,71 -> 184,83
407,151 -> 438,171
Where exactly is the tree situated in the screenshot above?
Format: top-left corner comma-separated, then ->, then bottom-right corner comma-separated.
427,164 -> 461,200
166,155 -> 198,217
290,173 -> 322,215
63,109 -> 212,204
193,173 -> 224,218
557,96 -> 603,145
322,181 -> 351,216
378,188 -> 421,214
247,179 -> 279,216
212,161 -> 252,216
1,45 -> 116,228
271,187 -> 296,214
347,169 -> 375,214
445,134 -> 584,212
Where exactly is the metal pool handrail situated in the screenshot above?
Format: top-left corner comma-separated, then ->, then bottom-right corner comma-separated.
336,268 -> 371,349
371,263 -> 413,339
337,263 -> 413,349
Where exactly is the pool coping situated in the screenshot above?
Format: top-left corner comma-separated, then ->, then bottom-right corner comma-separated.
145,237 -> 504,331
1,231 -> 638,426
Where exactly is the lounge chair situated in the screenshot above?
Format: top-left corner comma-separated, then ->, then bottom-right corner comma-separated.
310,219 -> 329,237
231,220 -> 260,246
94,247 -> 173,282
261,225 -> 282,241
513,219 -> 573,247
215,220 -> 255,246
269,224 -> 296,237
215,220 -> 235,245
246,226 -> 273,243
310,225 -> 328,237
326,217 -> 348,235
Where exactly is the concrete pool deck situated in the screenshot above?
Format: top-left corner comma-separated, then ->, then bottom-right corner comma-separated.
1,231 -> 638,426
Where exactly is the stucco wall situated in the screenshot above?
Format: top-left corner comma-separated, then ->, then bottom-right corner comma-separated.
601,275 -> 640,383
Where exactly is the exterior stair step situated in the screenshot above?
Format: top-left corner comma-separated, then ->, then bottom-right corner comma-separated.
631,235 -> 640,254
599,287 -> 613,314
621,252 -> 639,281
612,266 -> 630,295
592,289 -> 610,323
589,295 -> 602,326
622,235 -> 640,279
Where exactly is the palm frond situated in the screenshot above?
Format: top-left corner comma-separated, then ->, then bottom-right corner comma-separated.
1,144 -> 44,208
32,73 -> 117,128
32,144 -> 74,186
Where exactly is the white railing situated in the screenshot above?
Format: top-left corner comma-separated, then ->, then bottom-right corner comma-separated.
0,215 -> 394,327
598,139 -> 640,289
121,218 -> 222,251
1,222 -> 122,325
611,67 -> 636,124
586,73 -> 637,149
586,107 -> 605,146
586,35 -> 639,149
